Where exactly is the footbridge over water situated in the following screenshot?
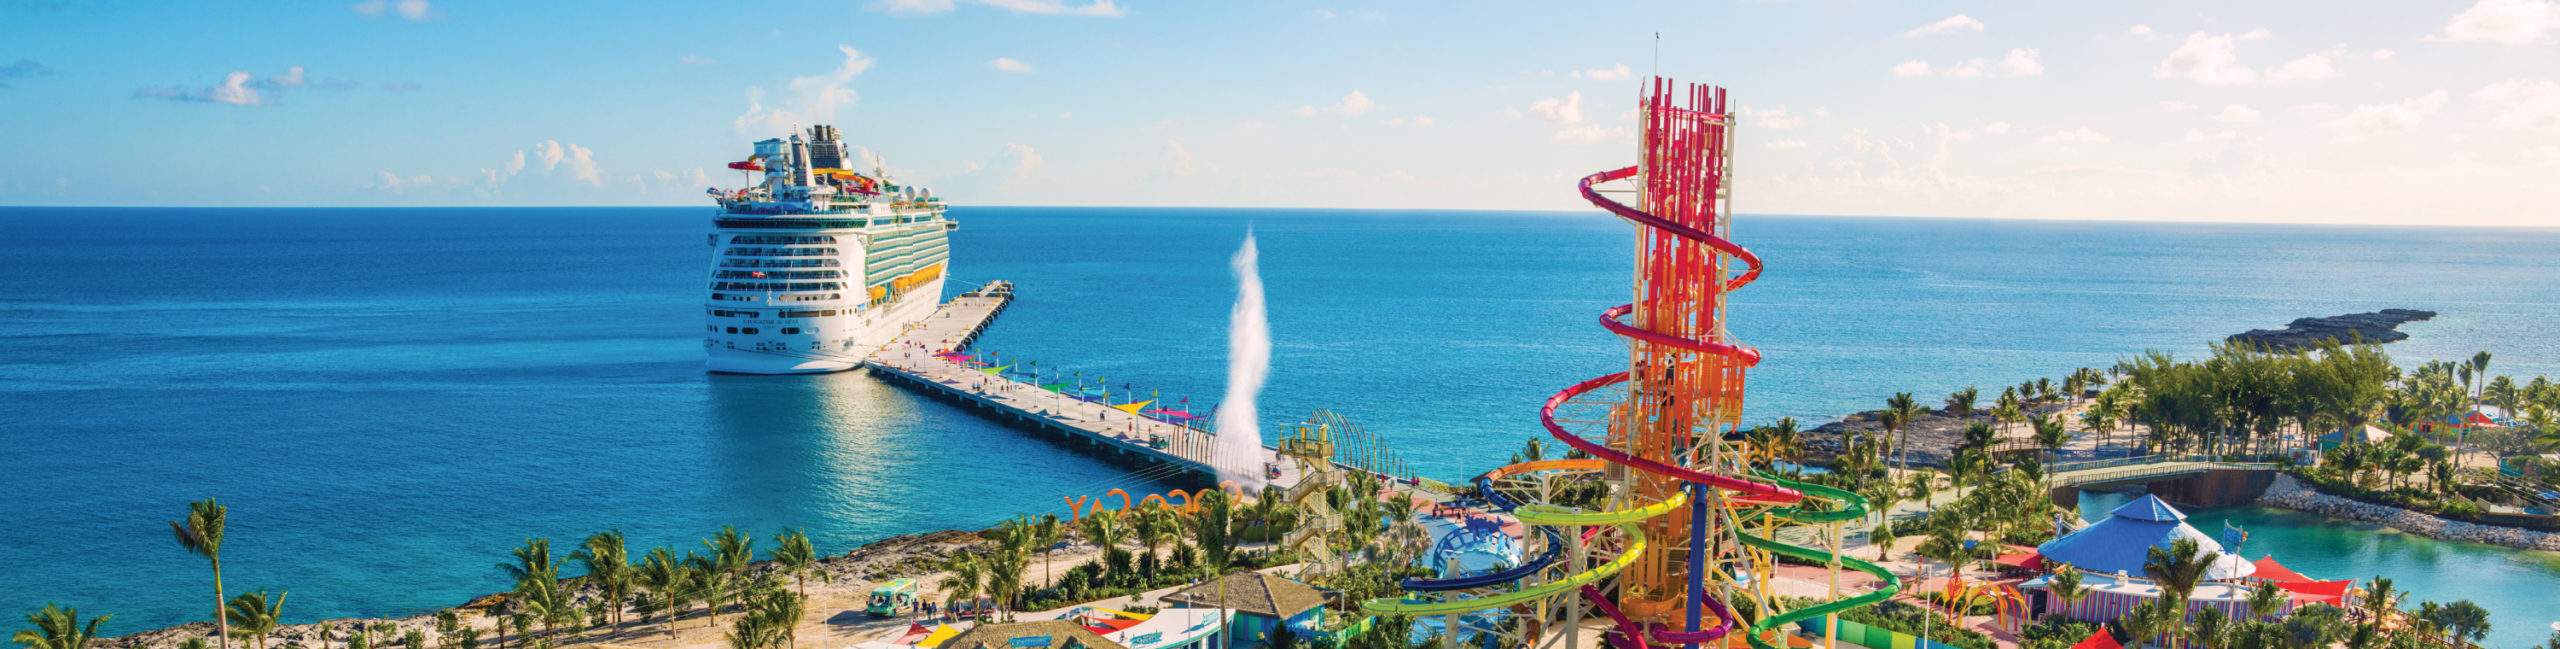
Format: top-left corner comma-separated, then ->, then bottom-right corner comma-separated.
2038,455 -> 2283,508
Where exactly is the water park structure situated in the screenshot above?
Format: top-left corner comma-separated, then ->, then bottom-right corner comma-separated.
1354,77 -> 1899,649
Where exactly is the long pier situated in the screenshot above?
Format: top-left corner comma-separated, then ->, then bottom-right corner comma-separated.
868,280 -> 1302,489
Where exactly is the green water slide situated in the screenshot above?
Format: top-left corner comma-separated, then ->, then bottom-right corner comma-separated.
1735,472 -> 1903,649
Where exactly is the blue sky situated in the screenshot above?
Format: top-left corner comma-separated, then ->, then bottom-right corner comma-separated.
3,0 -> 2556,225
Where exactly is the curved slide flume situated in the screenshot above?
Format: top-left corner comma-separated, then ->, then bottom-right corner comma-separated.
1733,473 -> 1903,649
1363,85 -> 1891,649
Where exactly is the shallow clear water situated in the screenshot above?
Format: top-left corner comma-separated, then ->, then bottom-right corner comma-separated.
2078,492 -> 2560,648
3,206 -> 2556,636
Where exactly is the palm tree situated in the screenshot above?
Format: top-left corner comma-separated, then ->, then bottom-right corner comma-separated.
705,527 -> 755,611
2047,563 -> 2088,620
936,555 -> 984,615
1867,523 -> 1898,562
2120,598 -> 2177,649
170,498 -> 231,649
2190,607 -> 2232,649
1031,514 -> 1063,588
2143,537 -> 2217,609
571,531 -> 632,627
1913,524 -> 1968,584
1193,489 -> 1236,570
2246,581 -> 2287,621
1946,386 -> 1980,420
1251,486 -> 1284,542
769,530 -> 827,603
498,538 -> 557,592
1078,510 -> 1123,581
1771,417 -> 1805,474
1885,392 -> 1920,469
2427,599 -> 2491,646
983,549 -> 1026,621
2083,391 -> 2122,458
633,548 -> 690,637
2359,576 -> 2397,624
685,552 -> 733,627
2033,413 -> 2072,466
12,604 -> 110,649
1131,506 -> 1175,578
751,583 -> 805,649
224,591 -> 286,649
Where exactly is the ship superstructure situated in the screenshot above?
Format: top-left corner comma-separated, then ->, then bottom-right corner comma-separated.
702,125 -> 953,374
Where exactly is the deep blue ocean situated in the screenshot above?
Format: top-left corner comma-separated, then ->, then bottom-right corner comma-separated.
3,207 -> 2556,639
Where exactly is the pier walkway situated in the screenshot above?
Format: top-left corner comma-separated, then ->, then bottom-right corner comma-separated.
868,280 -> 1302,489
2044,454 -> 2279,489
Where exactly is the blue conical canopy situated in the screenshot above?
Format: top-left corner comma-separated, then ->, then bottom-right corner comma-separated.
2108,494 -> 2187,522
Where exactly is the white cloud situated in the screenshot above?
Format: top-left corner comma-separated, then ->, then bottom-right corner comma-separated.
2159,100 -> 2197,113
1573,63 -> 1631,81
2128,24 -> 2156,39
2155,32 -> 2260,85
679,54 -> 716,66
1903,14 -> 1985,37
525,139 -> 602,186
1003,142 -> 1045,180
1740,105 -> 1804,129
1894,49 -> 2040,79
2369,49 -> 2397,61
2322,90 -> 2449,142
1998,48 -> 2045,77
1552,125 -> 1630,144
2038,127 -> 2110,145
2473,78 -> 2560,132
879,0 -> 1124,17
561,143 -> 600,185
2182,128 -> 2241,144
535,140 -> 565,169
1383,115 -> 1435,127
874,0 -> 956,13
1982,121 -> 2012,135
2212,104 -> 2263,123
1166,140 -> 1194,175
2265,46 -> 2346,82
1314,8 -> 1336,19
1766,139 -> 1808,150
733,45 -> 874,135
990,57 -> 1032,73
133,70 -> 263,105
351,0 -> 430,20
2428,0 -> 2559,46
1296,90 -> 1376,118
1528,91 -> 1583,124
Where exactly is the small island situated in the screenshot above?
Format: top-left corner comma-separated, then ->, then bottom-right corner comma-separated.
2228,309 -> 2436,350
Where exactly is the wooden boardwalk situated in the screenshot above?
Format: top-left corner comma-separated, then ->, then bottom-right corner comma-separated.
868,280 -> 1302,489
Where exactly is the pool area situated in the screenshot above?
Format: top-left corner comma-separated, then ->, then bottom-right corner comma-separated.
2079,491 -> 2560,648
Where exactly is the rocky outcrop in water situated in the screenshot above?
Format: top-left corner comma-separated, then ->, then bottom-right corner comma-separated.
2227,309 -> 2435,351
2256,474 -> 2560,551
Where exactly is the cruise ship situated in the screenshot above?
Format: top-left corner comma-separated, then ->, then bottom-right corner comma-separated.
702,125 -> 953,374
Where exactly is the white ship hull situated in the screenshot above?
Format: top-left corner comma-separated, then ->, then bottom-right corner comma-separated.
703,276 -> 945,374
702,125 -> 953,375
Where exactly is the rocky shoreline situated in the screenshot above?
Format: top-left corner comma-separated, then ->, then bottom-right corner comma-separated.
2255,473 -> 2560,552
2227,309 -> 2436,351
1797,401 -> 2073,468
102,529 -> 989,649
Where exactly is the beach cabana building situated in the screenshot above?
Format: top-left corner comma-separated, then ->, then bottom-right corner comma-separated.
1160,571 -> 1329,648
935,620 -> 1127,649
2019,495 -> 2269,622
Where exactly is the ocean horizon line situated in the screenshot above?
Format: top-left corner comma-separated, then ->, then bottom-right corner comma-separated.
2,203 -> 2552,232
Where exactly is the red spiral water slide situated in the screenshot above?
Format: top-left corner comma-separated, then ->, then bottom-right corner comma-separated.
1537,78 -> 1800,649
